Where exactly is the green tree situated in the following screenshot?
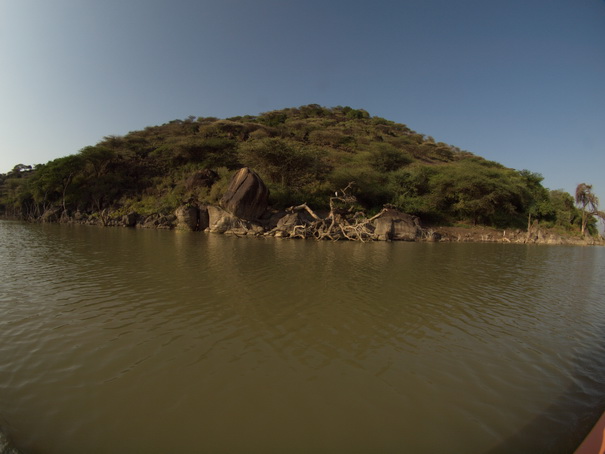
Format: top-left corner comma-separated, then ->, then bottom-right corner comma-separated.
172,137 -> 238,168
518,170 -> 552,231
547,190 -> 578,230
239,138 -> 327,188
78,146 -> 119,211
7,164 -> 32,177
32,155 -> 84,211
388,166 -> 435,217
426,160 -> 525,225
79,146 -> 115,179
328,165 -> 391,209
368,143 -> 413,172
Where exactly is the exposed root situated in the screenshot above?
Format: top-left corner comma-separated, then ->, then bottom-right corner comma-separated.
282,182 -> 384,242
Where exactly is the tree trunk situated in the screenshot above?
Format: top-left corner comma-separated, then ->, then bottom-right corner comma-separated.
61,172 -> 73,212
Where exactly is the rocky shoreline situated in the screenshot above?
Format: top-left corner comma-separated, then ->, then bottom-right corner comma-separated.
3,167 -> 603,246
14,209 -> 601,246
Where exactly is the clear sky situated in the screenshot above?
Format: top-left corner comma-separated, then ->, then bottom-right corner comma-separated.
1,0 -> 604,207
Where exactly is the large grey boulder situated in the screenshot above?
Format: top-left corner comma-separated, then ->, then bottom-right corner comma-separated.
373,208 -> 422,241
273,212 -> 313,238
207,206 -> 264,235
220,168 -> 269,221
122,212 -> 138,227
141,214 -> 176,229
175,205 -> 199,231
198,206 -> 209,231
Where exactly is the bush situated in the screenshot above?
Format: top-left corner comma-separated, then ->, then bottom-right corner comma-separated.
239,138 -> 329,188
328,165 -> 390,210
368,143 -> 414,172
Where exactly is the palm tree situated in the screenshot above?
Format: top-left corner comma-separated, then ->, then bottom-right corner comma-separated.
575,183 -> 601,236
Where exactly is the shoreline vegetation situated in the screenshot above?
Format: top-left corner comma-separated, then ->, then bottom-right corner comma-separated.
0,207 -> 601,247
1,166 -> 601,246
1,105 -> 603,245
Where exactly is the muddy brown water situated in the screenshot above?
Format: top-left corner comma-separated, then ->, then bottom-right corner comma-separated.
0,220 -> 604,453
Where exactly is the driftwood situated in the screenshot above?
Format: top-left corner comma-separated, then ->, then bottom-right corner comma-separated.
282,182 -> 387,242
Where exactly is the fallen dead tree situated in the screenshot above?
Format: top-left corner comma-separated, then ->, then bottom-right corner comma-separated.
270,183 -> 409,242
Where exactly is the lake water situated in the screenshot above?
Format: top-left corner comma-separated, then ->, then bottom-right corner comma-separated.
0,220 -> 604,454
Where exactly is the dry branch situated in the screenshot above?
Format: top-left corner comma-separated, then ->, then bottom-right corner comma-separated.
279,182 -> 390,241
286,203 -> 322,221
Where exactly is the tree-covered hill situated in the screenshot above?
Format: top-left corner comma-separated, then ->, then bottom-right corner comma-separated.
0,105 -> 598,235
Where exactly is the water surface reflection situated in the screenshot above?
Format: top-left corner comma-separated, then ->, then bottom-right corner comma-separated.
0,221 -> 603,453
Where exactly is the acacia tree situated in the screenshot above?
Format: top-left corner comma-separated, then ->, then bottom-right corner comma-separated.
79,146 -> 114,179
425,160 -> 525,226
238,137 -> 327,188
575,183 -> 605,235
78,146 -> 118,212
32,155 -> 84,212
518,170 -> 551,231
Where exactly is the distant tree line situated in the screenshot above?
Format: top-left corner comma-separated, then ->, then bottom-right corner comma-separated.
0,105 -> 602,236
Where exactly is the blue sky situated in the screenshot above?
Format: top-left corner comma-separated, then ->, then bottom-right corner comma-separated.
1,0 -> 604,209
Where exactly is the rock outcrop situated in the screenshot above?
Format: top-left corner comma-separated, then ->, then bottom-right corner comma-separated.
373,209 -> 422,241
198,206 -> 210,231
122,212 -> 138,227
273,212 -> 311,238
220,167 -> 269,221
207,206 -> 264,235
141,214 -> 176,229
175,205 -> 200,231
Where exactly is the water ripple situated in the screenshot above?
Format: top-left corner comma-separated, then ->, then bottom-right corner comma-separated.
1,223 -> 604,453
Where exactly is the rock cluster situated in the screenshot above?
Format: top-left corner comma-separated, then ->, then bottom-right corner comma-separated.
175,205 -> 201,231
373,209 -> 422,241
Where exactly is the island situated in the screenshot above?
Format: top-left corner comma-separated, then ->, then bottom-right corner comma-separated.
1,105 -> 603,245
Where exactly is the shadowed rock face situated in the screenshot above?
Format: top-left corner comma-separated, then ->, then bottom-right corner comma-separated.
207,206 -> 264,235
175,205 -> 199,231
219,167 -> 269,221
373,208 -> 422,241
122,212 -> 138,227
273,212 -> 306,237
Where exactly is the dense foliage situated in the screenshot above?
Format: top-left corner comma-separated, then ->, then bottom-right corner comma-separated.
0,105 -> 599,234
